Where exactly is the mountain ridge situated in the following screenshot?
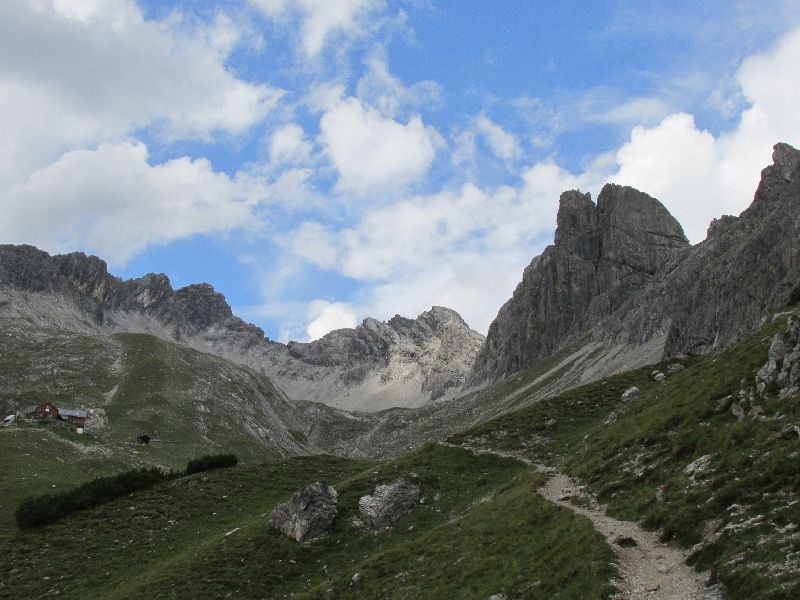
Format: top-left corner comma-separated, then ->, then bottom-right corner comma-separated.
0,245 -> 484,412
471,142 -> 800,387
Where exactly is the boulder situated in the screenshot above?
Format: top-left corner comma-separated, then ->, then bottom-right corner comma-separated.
357,479 -> 421,530
620,386 -> 640,403
684,454 -> 712,478
714,395 -> 734,413
753,317 -> 800,399
270,480 -> 338,542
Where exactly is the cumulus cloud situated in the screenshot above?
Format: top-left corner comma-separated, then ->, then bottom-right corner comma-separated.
287,157 -> 596,334
318,97 -> 441,196
268,124 -> 314,166
306,300 -> 358,340
250,0 -> 384,59
0,142 -> 263,265
0,1 -> 281,186
288,25 -> 800,339
608,25 -> 800,242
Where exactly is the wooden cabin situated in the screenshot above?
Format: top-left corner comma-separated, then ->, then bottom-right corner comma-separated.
59,409 -> 87,429
27,404 -> 87,432
28,403 -> 58,420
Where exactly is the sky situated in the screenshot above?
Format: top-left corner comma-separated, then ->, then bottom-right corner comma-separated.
2,1 -> 800,342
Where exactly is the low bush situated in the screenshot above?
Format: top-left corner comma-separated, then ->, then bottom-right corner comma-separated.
15,467 -> 169,529
185,453 -> 238,475
789,284 -> 800,307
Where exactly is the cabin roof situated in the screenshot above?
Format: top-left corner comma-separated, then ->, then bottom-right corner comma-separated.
58,408 -> 87,419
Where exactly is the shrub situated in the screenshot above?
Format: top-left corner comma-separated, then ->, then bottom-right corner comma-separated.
789,284 -> 800,307
15,467 -> 168,529
185,453 -> 238,475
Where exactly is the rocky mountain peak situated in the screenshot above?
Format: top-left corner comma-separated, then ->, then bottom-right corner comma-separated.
470,182 -> 690,384
471,141 -> 800,387
772,141 -> 800,182
284,306 -> 485,408
553,190 -> 596,252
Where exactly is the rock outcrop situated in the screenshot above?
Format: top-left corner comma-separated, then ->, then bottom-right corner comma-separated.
471,184 -> 689,383
606,142 -> 800,359
471,142 -> 800,386
0,246 -> 483,412
355,479 -> 421,530
269,481 -> 338,542
746,315 -> 800,404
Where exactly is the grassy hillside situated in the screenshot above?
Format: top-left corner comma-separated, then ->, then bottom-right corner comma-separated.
0,445 -> 615,599
102,333 -> 314,465
0,423 -> 144,532
450,312 -> 800,599
0,324 -> 333,532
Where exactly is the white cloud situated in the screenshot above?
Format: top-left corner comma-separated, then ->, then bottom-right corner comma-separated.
363,250 -> 538,335
0,142 -> 264,265
287,160 -> 595,335
0,1 -> 281,186
250,0 -> 384,59
307,300 -> 358,340
291,222 -> 340,269
475,114 -> 522,161
269,124 -> 314,166
287,25 -> 800,339
318,97 -> 441,196
590,96 -> 672,127
609,26 -> 800,243
356,52 -> 443,118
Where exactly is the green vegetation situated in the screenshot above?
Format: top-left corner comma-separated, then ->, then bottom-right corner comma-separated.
15,466 -> 170,528
452,313 -> 800,599
185,452 -> 238,475
0,424 -> 142,532
789,284 -> 800,307
14,453 -> 239,529
105,333 -> 291,467
3,303 -> 799,597
0,445 -> 615,599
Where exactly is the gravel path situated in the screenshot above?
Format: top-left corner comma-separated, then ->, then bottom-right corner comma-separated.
444,444 -> 724,599
538,469 -> 723,600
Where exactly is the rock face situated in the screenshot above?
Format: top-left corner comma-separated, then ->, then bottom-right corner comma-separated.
608,142 -> 800,359
750,316 -> 800,401
471,142 -> 800,385
0,246 -> 483,412
269,481 -> 338,542
356,479 -> 421,530
283,307 -> 485,410
471,184 -> 689,383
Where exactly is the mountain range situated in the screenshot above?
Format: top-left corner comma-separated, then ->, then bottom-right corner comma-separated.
1,143 -> 799,461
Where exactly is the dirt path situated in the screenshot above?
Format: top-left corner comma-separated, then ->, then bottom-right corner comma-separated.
444,444 -> 724,599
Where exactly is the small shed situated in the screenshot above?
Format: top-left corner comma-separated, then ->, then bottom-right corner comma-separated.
137,434 -> 152,445
28,403 -> 59,420
3,414 -> 15,425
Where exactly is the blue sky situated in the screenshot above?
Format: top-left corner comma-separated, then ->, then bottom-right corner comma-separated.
2,1 -> 800,342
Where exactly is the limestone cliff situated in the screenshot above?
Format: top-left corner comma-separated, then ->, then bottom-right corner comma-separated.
471,142 -> 800,385
470,184 -> 689,383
